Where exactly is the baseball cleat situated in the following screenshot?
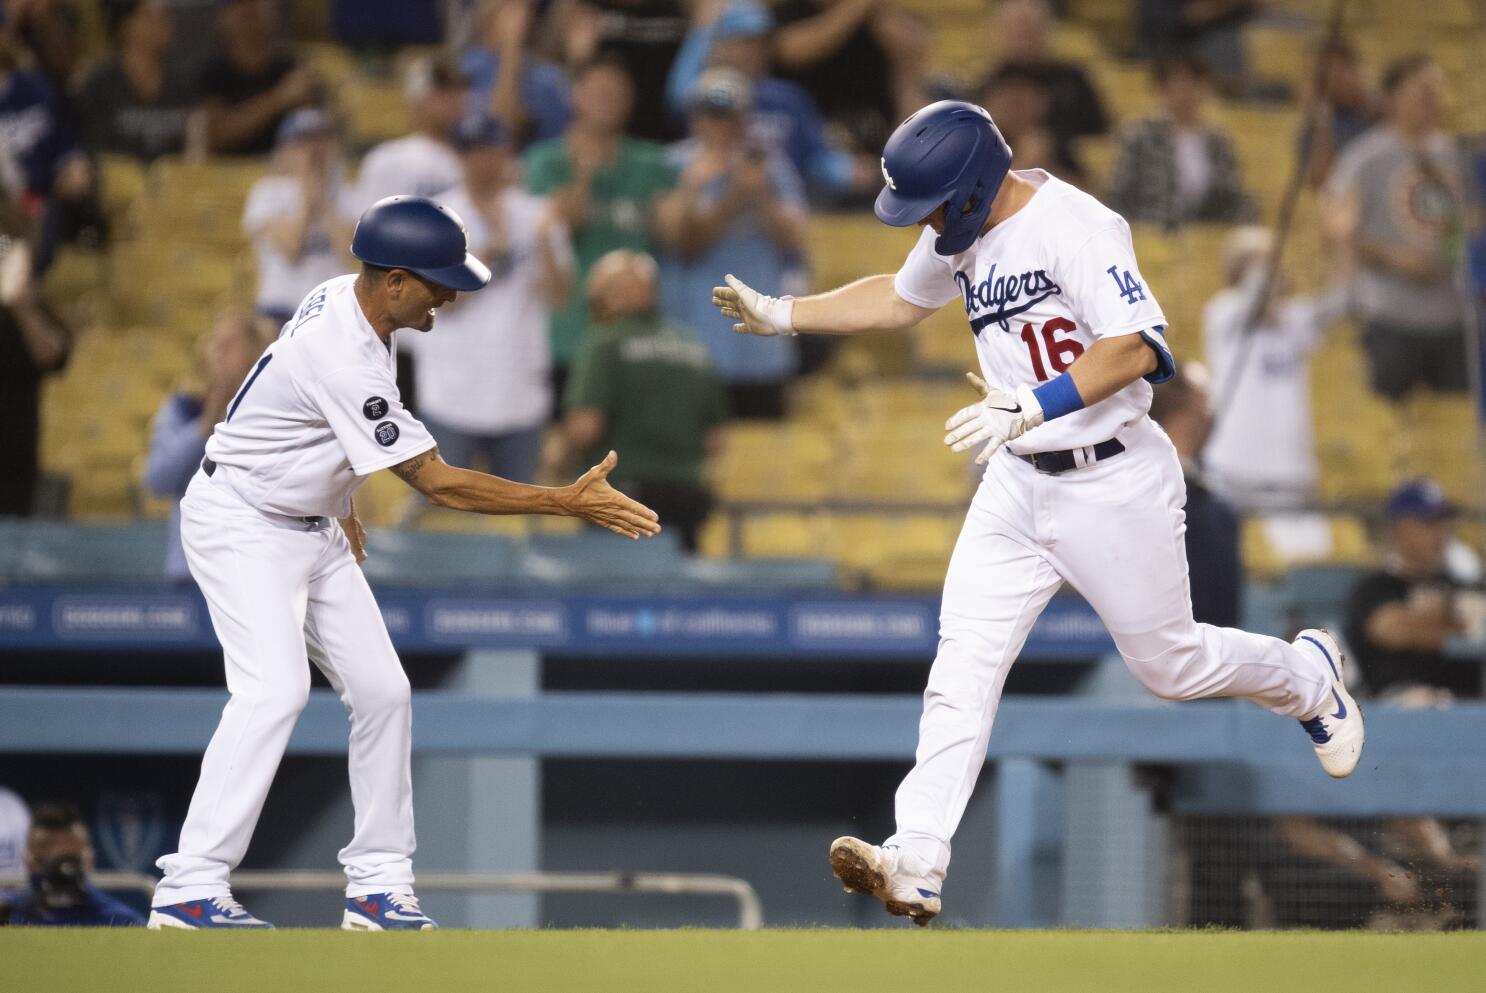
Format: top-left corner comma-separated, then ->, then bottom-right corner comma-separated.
147,895 -> 273,929
1294,628 -> 1364,778
342,892 -> 437,930
829,836 -> 941,926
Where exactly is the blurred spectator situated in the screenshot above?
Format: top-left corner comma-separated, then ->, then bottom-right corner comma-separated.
548,0 -> 688,143
464,0 -> 571,147
1201,226 -> 1346,510
659,67 -> 802,419
981,0 -> 1108,161
771,0 -> 930,154
144,313 -> 273,580
405,115 -> 572,486
977,65 -> 1084,185
1322,55 -> 1466,401
196,0 -> 322,156
0,802 -> 143,926
1107,51 -> 1256,229
1345,479 -> 1484,701
355,55 -> 468,207
0,37 -> 90,221
665,1 -> 870,201
1136,0 -> 1260,97
5,0 -> 85,101
243,108 -> 356,325
0,788 -> 28,876
73,0 -> 200,163
1298,39 -> 1376,189
525,56 -> 680,398
0,231 -> 72,518
561,250 -> 726,550
1148,362 -> 1240,629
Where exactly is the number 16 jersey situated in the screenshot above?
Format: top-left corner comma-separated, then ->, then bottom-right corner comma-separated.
893,169 -> 1172,455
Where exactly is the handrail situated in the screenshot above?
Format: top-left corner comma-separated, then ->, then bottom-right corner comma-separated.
0,870 -> 764,930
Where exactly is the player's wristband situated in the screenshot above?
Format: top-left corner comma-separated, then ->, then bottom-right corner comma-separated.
1031,373 -> 1085,421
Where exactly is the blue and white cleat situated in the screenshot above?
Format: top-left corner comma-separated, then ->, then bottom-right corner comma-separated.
829,836 -> 941,926
1295,628 -> 1364,778
342,892 -> 437,930
147,895 -> 273,929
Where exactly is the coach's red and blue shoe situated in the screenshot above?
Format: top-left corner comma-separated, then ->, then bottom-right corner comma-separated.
343,892 -> 437,930
147,895 -> 273,929
1294,628 -> 1364,778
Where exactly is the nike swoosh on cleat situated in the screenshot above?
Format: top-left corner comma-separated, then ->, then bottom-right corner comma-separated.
384,911 -> 430,922
1331,688 -> 1347,720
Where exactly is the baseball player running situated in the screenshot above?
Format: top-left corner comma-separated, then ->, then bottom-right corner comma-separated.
148,196 -> 660,931
714,102 -> 1362,926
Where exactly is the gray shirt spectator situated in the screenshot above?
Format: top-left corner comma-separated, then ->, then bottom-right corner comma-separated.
1322,55 -> 1466,399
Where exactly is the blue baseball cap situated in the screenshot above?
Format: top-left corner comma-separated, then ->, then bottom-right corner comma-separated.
275,106 -> 335,146
452,114 -> 511,151
714,1 -> 773,39
1386,478 -> 1456,521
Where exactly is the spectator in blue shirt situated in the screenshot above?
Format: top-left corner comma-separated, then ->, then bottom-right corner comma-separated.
0,39 -> 89,218
660,67 -> 804,419
0,803 -> 143,927
665,1 -> 870,202
144,313 -> 274,579
463,0 -> 571,147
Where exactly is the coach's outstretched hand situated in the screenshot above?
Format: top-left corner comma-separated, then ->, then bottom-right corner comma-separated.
713,274 -> 797,337
563,451 -> 662,540
944,372 -> 1045,465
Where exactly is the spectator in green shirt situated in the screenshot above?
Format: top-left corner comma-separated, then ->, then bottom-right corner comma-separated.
558,250 -> 727,551
526,55 -> 682,400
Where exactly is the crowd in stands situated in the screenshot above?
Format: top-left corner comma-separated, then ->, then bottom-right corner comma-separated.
0,0 -> 1480,932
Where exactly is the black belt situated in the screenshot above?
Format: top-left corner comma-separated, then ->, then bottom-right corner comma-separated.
201,457 -> 327,526
1016,438 -> 1125,475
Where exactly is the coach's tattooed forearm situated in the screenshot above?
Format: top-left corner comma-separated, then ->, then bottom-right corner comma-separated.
391,446 -> 441,483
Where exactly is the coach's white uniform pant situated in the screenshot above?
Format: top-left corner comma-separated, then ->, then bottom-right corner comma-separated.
885,417 -> 1331,884
153,469 -> 415,906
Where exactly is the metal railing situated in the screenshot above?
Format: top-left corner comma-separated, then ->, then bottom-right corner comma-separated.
2,870 -> 764,929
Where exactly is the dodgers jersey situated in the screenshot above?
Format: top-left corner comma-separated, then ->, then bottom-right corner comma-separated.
204,274 -> 437,519
894,170 -> 1172,455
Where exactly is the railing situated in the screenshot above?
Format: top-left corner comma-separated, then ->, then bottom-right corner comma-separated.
0,870 -> 765,930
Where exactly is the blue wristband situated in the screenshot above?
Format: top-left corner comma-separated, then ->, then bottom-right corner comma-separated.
1031,373 -> 1085,421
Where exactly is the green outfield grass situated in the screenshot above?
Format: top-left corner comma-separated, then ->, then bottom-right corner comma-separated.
6,928 -> 1483,993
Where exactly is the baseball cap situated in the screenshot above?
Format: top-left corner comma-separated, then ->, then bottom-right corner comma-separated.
452,114 -> 511,151
1385,478 -> 1456,521
688,67 -> 753,116
714,1 -> 774,39
275,106 -> 335,147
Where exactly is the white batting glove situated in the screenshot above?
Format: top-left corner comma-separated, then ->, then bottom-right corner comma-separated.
944,373 -> 1045,465
712,273 -> 796,336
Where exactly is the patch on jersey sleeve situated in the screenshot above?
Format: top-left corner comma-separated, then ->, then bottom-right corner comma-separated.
1105,265 -> 1146,304
374,421 -> 400,447
363,397 -> 389,420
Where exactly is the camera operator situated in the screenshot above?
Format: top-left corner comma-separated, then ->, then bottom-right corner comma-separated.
0,803 -> 143,926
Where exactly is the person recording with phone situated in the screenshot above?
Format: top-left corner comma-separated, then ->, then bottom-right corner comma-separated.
659,66 -> 805,419
0,803 -> 143,926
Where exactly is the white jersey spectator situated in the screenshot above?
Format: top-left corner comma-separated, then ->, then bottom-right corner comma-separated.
1201,227 -> 1346,510
0,787 -> 28,875
405,116 -> 572,482
353,55 -> 468,208
244,108 -> 358,322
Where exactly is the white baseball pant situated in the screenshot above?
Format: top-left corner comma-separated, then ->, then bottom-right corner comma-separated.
152,469 -> 415,906
885,416 -> 1332,884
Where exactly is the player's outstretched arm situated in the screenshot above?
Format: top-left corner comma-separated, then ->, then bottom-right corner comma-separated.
713,273 -> 937,337
1062,333 -> 1161,407
390,447 -> 661,540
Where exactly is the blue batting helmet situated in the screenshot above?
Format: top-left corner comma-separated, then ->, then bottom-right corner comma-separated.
875,101 -> 1013,256
350,196 -> 492,292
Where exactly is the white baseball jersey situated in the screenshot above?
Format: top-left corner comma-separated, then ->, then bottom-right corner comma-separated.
204,274 -> 436,519
894,170 -> 1171,454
